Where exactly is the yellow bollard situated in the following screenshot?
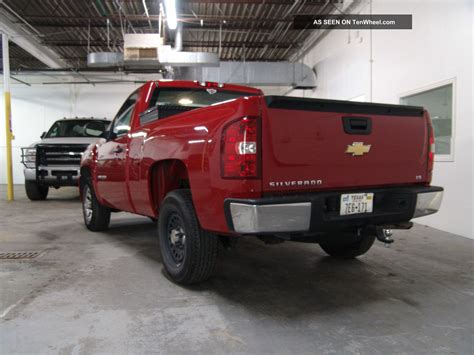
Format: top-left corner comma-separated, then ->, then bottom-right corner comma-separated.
3,33 -> 14,201
5,91 -> 14,201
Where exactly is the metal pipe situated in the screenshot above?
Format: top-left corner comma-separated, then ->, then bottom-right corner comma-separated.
87,20 -> 91,53
158,4 -> 163,37
219,22 -> 222,58
10,76 -> 30,86
142,0 -> 153,29
106,18 -> 110,50
0,2 -> 42,36
70,69 -> 94,86
2,33 -> 14,200
174,20 -> 183,51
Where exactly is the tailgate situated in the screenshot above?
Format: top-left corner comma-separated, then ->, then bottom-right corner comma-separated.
261,96 -> 429,193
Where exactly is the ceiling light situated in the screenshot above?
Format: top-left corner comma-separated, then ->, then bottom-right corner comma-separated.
179,98 -> 193,105
164,0 -> 177,30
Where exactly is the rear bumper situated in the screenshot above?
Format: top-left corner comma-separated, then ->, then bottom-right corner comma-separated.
225,185 -> 443,234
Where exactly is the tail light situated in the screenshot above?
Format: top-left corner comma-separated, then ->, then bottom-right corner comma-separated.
426,113 -> 435,182
221,116 -> 260,178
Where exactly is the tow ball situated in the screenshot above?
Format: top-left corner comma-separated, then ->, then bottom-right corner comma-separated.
376,227 -> 394,244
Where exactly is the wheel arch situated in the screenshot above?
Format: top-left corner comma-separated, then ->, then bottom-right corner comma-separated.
149,159 -> 190,215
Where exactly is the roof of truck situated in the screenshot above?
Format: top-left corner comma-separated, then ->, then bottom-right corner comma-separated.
55,117 -> 111,121
154,80 -> 263,95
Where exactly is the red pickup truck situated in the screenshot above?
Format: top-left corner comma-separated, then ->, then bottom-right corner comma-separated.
80,80 -> 443,284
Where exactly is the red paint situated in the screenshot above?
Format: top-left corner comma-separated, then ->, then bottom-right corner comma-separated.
81,80 -> 433,235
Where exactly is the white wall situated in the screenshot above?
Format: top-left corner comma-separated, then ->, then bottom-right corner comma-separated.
290,0 -> 473,238
0,75 -> 152,185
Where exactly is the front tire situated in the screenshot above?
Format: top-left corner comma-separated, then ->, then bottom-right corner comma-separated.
158,189 -> 219,285
25,180 -> 48,200
82,181 -> 111,231
319,232 -> 375,259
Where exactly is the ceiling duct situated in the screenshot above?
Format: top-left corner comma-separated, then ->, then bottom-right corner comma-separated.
172,62 -> 317,89
87,52 -> 123,67
87,33 -> 218,68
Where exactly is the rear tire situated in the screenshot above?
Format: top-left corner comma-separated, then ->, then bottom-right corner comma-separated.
158,189 -> 219,285
82,181 -> 111,231
319,232 -> 375,259
25,180 -> 48,200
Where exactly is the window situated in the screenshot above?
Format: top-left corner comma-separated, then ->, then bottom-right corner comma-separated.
139,87 -> 256,125
149,87 -> 255,109
45,120 -> 109,138
400,81 -> 454,159
113,105 -> 134,136
116,91 -> 139,119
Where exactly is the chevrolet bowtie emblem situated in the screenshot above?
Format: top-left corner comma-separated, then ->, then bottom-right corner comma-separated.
345,142 -> 371,156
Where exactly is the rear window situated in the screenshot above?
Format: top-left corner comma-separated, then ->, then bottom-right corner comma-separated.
140,87 -> 256,126
149,87 -> 255,108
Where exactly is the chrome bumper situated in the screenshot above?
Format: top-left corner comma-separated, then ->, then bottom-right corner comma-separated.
23,167 -> 36,180
227,187 -> 443,234
413,190 -> 443,218
229,202 -> 312,234
24,166 -> 80,182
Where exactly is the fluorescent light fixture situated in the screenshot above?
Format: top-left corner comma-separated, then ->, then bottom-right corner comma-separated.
164,0 -> 177,30
179,98 -> 193,105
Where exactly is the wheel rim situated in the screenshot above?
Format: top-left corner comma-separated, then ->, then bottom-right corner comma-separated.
83,185 -> 93,224
166,213 -> 186,265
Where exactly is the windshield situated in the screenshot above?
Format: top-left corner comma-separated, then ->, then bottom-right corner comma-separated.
149,87 -> 256,108
45,120 -> 109,138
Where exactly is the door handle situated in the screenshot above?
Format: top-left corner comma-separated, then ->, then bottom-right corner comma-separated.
111,145 -> 123,154
342,116 -> 372,135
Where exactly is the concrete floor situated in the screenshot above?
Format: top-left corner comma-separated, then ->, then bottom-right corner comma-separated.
0,185 -> 473,354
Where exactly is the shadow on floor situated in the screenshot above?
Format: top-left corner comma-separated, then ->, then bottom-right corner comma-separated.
100,218 -> 411,319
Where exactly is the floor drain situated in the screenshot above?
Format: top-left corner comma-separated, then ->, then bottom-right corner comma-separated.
0,251 -> 42,260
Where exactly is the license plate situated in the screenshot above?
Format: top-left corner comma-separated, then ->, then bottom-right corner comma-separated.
340,193 -> 374,216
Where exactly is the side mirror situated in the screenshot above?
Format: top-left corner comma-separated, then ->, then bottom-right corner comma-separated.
40,132 -> 46,139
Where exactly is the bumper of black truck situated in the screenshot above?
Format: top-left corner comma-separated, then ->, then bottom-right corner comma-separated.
224,185 -> 443,235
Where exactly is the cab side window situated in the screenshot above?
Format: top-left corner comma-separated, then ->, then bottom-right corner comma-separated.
112,105 -> 134,137
116,91 -> 139,119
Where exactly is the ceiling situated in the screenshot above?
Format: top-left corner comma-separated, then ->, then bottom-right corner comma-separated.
1,0 -> 333,72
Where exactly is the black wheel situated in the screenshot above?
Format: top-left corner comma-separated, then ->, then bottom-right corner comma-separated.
25,180 -> 48,200
319,232 -> 375,259
82,181 -> 111,231
158,189 -> 219,285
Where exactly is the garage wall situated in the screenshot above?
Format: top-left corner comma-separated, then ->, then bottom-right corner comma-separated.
0,77 -> 145,185
289,0 -> 473,238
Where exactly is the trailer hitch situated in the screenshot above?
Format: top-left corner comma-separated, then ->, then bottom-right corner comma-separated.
374,222 -> 413,245
376,227 -> 394,244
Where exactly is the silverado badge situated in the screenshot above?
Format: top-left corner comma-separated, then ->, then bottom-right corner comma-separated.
345,142 -> 371,156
